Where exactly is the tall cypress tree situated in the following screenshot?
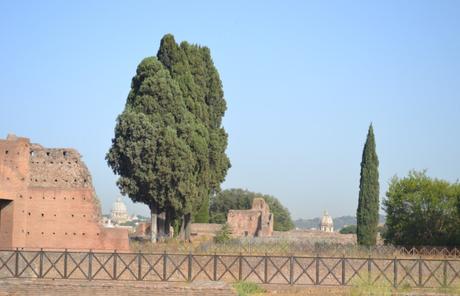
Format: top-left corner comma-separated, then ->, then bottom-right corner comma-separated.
157,35 -> 230,225
356,124 -> 380,246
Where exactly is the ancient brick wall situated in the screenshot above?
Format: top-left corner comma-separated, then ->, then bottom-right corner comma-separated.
0,134 -> 129,251
227,198 -> 273,238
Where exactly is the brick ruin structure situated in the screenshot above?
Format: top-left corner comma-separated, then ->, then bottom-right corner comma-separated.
227,197 -> 273,237
134,198 -> 274,240
0,134 -> 129,251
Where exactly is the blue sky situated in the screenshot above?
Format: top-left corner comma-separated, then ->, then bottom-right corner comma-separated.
0,1 -> 459,219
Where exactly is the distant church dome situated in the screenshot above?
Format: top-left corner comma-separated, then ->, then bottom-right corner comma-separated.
111,197 -> 128,224
320,210 -> 334,232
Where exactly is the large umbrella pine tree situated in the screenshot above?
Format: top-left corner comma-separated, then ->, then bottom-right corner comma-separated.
356,124 -> 380,246
106,57 -> 197,242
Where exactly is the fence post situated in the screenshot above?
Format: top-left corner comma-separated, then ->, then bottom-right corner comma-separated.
443,259 -> 447,287
367,255 -> 371,283
64,249 -> 68,279
188,252 -> 192,282
163,251 -> 167,281
213,253 -> 217,281
14,248 -> 19,278
137,251 -> 142,281
342,255 -> 346,286
238,252 -> 242,281
112,250 -> 117,280
393,256 -> 398,288
315,254 -> 320,285
418,256 -> 422,287
39,248 -> 44,278
289,255 -> 294,285
264,253 -> 268,284
88,249 -> 93,281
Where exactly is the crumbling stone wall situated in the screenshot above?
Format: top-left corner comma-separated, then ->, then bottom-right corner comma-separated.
227,198 -> 273,238
0,134 -> 129,251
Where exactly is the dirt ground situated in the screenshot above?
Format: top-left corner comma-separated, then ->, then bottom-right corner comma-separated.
259,284 -> 460,296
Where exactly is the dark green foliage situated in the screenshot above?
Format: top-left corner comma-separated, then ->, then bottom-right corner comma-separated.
383,171 -> 460,246
194,194 -> 210,223
356,124 -> 380,246
214,223 -> 232,243
340,225 -> 357,234
209,188 -> 295,231
157,34 -> 230,223
106,57 -> 196,216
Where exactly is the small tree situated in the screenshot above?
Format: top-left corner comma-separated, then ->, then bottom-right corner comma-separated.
356,124 -> 380,246
383,171 -> 460,246
214,223 -> 232,243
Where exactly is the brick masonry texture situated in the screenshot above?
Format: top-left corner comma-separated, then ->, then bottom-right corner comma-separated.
227,197 -> 274,237
0,279 -> 236,296
0,134 -> 129,251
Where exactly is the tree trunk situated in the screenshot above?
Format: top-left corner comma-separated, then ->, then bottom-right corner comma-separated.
150,205 -> 158,243
179,215 -> 185,241
164,210 -> 171,238
184,213 -> 192,242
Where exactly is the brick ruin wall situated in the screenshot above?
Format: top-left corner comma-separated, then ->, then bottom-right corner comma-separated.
0,135 -> 129,251
227,198 -> 274,238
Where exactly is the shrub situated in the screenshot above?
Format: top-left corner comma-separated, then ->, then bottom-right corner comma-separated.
214,223 -> 232,243
383,171 -> 460,246
340,225 -> 357,234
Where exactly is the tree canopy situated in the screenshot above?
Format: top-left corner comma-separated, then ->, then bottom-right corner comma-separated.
209,188 -> 295,231
107,34 -> 230,241
356,124 -> 380,246
383,171 -> 460,246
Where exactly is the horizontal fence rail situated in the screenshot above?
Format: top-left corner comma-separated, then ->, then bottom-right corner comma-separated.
1,250 -> 460,288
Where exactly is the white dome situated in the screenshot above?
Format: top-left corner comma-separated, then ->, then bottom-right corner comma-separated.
110,197 -> 128,224
320,211 -> 333,227
112,197 -> 127,213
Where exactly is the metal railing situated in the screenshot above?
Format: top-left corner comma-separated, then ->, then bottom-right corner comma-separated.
1,249 -> 459,287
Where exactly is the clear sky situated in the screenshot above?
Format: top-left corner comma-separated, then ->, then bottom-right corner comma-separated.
1,1 -> 459,219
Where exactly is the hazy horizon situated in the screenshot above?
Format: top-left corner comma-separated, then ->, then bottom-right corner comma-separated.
1,1 -> 459,219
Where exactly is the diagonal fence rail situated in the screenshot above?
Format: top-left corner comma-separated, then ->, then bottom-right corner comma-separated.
0,249 -> 459,288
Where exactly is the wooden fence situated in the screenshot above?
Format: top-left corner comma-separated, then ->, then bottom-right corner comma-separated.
1,250 -> 459,288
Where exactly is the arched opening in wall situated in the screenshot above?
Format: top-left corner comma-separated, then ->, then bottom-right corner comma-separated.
0,199 -> 13,248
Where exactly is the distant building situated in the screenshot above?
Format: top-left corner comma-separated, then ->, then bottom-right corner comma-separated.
110,197 -> 129,224
320,210 -> 334,232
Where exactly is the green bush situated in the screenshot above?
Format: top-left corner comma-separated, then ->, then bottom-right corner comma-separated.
214,223 -> 232,243
340,225 -> 357,234
383,171 -> 460,246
